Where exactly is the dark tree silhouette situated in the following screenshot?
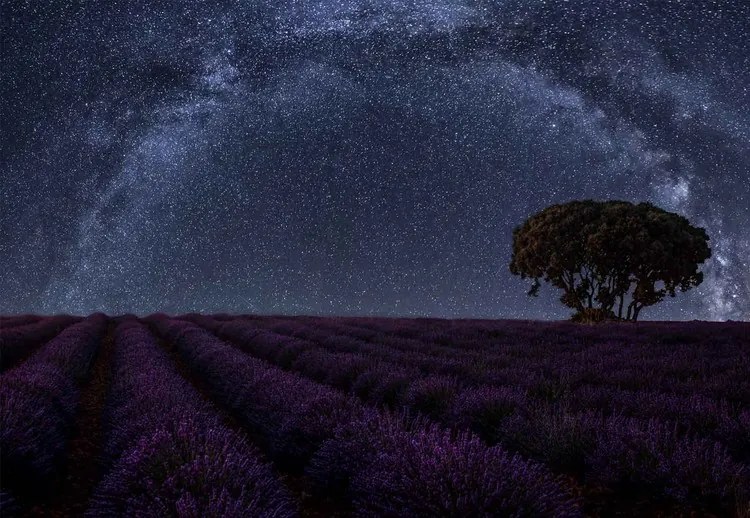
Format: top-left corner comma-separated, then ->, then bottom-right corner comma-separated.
509,200 -> 711,321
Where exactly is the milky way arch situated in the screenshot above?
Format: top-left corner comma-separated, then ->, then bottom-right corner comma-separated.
2,1 -> 748,320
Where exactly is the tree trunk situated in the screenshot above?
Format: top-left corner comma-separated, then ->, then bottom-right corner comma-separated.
626,301 -> 636,321
564,272 -> 584,312
617,294 -> 625,319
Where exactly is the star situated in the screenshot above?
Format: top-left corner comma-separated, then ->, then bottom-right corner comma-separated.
1,0 -> 748,321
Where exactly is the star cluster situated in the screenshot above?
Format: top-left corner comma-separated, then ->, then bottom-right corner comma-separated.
2,0 -> 748,320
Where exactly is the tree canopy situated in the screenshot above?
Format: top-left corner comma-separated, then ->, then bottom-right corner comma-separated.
509,200 -> 711,321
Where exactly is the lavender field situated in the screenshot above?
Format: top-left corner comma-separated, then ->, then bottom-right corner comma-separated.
1,314 -> 749,517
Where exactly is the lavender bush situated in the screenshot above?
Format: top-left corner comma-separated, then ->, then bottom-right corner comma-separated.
0,314 -> 107,502
89,320 -> 295,516
0,315 -> 79,372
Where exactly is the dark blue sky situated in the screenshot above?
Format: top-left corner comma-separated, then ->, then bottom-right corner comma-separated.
2,0 -> 748,319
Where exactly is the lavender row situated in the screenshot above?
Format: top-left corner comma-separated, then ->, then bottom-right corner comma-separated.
201,316 -> 534,399
88,320 -> 295,516
197,315 -> 748,448
0,314 -> 42,328
192,316 -> 744,435
291,316 -> 748,378
151,317 -> 581,517
187,315 -> 421,400
253,315 -> 750,406
219,316 -> 749,446
268,317 -> 750,466
0,315 -> 80,372
196,316 -> 749,515
302,317 -> 748,385
333,317 -> 748,352
0,314 -> 107,506
213,315 -> 745,430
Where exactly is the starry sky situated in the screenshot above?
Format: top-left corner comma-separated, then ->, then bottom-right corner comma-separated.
2,0 -> 748,320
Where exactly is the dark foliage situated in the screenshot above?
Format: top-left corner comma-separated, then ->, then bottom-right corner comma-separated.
509,200 -> 711,321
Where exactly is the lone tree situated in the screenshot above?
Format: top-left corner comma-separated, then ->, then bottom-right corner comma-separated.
509,200 -> 711,322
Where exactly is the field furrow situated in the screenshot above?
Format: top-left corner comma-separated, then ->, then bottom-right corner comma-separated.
47,321 -> 116,515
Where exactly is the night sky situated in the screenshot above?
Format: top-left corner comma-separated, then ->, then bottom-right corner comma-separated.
2,0 -> 748,320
